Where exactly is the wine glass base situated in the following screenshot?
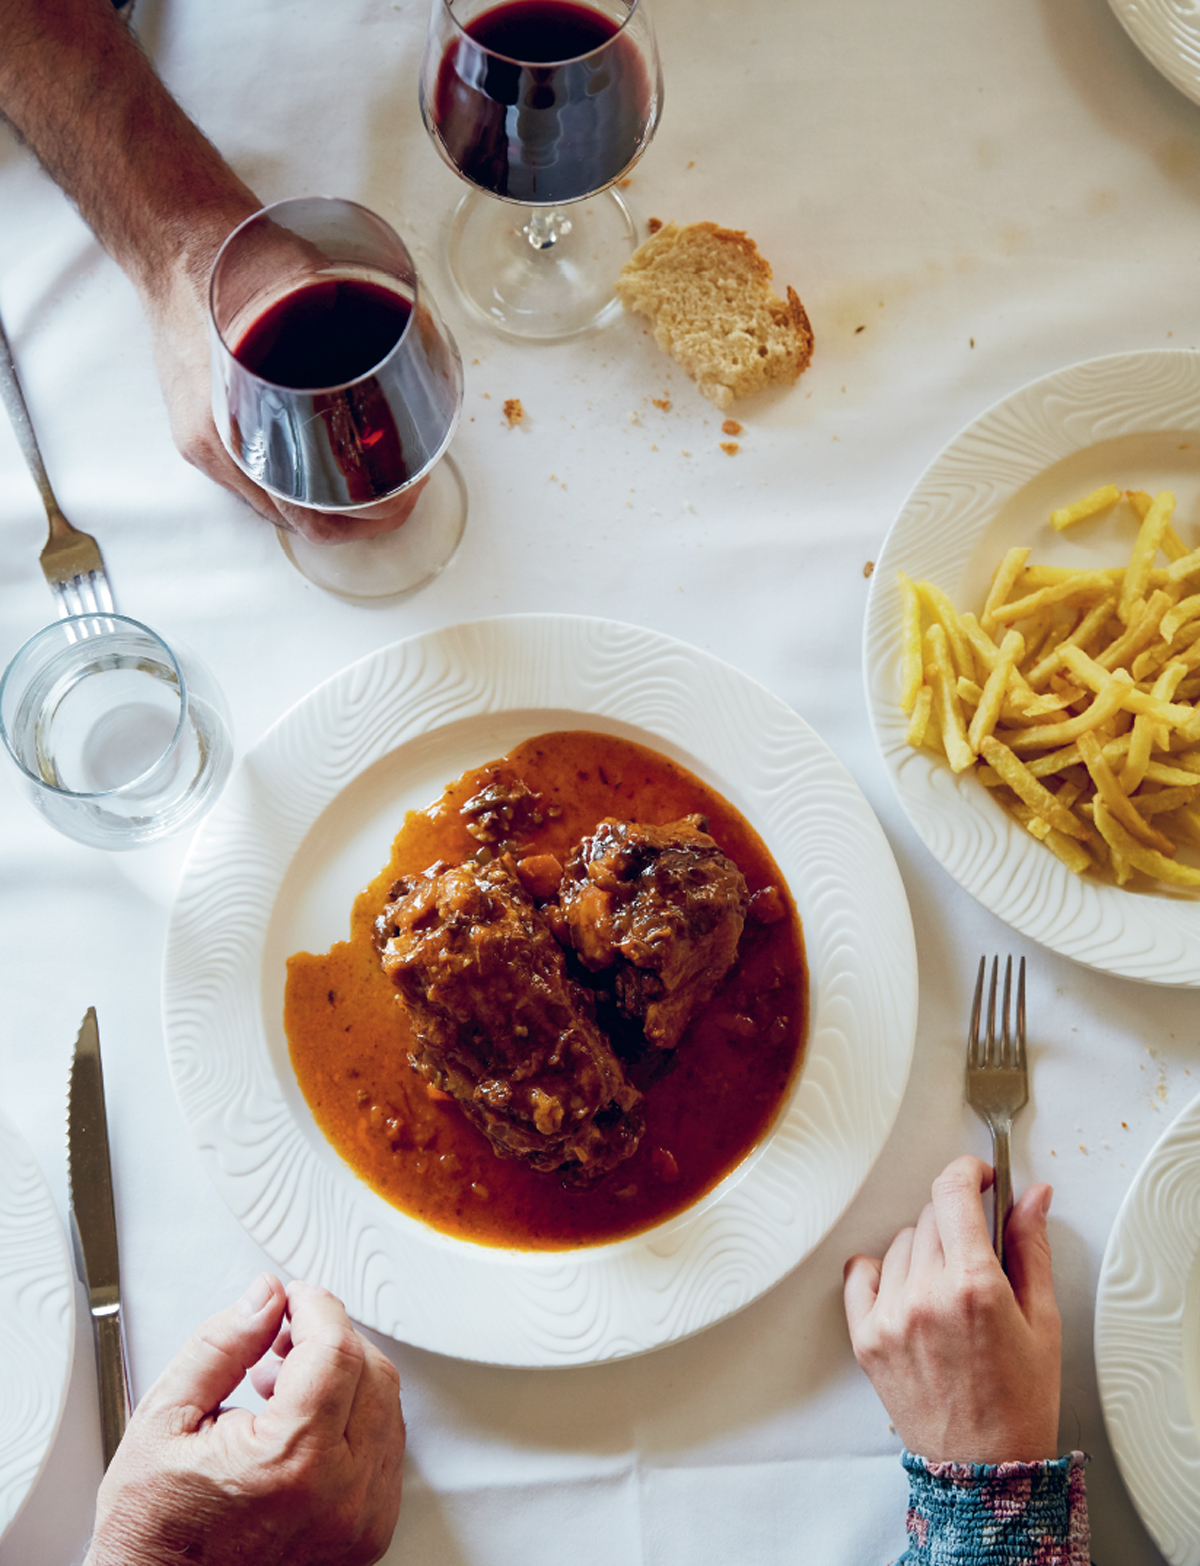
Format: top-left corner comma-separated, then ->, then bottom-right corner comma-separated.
277,456 -> 467,601
447,189 -> 636,341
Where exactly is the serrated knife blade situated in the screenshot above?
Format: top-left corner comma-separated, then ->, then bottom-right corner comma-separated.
67,1007 -> 131,1467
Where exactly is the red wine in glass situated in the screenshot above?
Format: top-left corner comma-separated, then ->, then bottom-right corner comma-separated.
419,0 -> 663,340
430,0 -> 652,205
210,198 -> 466,598
234,278 -> 414,503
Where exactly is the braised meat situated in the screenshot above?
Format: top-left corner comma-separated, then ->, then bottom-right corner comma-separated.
559,816 -> 749,1050
375,857 -> 643,1183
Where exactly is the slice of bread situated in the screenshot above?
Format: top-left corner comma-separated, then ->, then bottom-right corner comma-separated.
615,221 -> 813,410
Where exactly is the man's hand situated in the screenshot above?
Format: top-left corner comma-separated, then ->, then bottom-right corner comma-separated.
0,0 -> 421,544
843,1154 -> 1061,1464
83,1274 -> 405,1566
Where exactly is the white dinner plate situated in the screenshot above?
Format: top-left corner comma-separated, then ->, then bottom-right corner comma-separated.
1108,0 -> 1200,107
863,349 -> 1200,986
0,1109 -> 74,1542
163,615 -> 916,1366
1096,1088 -> 1200,1566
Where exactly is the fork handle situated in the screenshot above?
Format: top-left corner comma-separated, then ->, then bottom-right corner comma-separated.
0,313 -> 67,528
991,1125 -> 1013,1273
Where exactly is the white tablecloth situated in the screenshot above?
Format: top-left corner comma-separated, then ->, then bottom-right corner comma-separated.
1,1 -> 1195,1561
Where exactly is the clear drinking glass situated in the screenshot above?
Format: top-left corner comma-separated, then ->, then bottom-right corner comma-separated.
210,197 -> 466,600
0,616 -> 232,850
419,0 -> 663,340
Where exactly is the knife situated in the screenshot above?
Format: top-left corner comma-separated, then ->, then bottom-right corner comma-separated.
67,1007 -> 132,1468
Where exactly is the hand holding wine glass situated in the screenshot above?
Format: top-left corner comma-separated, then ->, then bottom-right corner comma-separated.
209,197 -> 466,599
420,0 -> 663,339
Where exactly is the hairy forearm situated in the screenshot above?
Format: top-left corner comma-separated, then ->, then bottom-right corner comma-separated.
0,0 -> 258,301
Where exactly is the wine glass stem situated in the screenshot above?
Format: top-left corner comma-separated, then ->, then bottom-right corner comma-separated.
523,209 -> 572,252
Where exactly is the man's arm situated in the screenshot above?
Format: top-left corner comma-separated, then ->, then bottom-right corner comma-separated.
0,0 -> 422,542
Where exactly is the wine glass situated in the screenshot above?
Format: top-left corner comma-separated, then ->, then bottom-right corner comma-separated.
419,0 -> 663,341
209,197 -> 466,600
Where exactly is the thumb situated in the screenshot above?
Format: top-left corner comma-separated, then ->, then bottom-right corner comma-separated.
1003,1184 -> 1059,1329
140,1272 -> 288,1431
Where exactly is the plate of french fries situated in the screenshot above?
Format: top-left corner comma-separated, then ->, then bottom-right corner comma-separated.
864,349 -> 1200,985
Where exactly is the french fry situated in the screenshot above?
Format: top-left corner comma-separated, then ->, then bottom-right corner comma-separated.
987,572 -> 1120,626
1050,484 -> 1120,531
906,684 -> 933,748
967,630 -> 1023,751
1008,804 -> 1094,873
895,486 -> 1200,890
1167,545 -> 1200,583
1076,731 -> 1177,855
980,736 -> 1093,841
1093,799 -> 1200,886
981,548 -> 1030,637
1119,490 -> 1175,624
925,624 -> 974,771
917,579 -> 974,681
897,572 -> 924,714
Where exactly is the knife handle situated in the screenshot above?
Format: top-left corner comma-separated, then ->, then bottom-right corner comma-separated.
92,1308 -> 132,1469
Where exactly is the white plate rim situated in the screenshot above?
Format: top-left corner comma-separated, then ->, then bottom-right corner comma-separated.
1108,0 -> 1200,108
0,1107 -> 75,1543
163,613 -> 917,1366
863,348 -> 1200,987
1096,1086 -> 1200,1566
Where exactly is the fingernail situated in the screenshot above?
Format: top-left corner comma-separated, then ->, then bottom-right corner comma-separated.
1039,1186 -> 1053,1219
236,1273 -> 274,1316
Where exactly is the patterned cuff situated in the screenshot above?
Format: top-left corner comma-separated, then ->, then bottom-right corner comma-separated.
898,1450 -> 1089,1565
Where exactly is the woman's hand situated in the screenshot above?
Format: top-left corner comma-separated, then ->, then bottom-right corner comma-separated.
843,1154 -> 1061,1464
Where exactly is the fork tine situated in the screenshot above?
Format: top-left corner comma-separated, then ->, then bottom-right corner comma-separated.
968,956 -> 985,1067
75,574 -> 99,615
985,956 -> 999,1065
1001,955 -> 1013,1065
92,571 -> 115,615
60,577 -> 86,618
1015,956 -> 1027,1071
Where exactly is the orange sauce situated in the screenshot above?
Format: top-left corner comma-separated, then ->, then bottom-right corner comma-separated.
285,731 -> 807,1249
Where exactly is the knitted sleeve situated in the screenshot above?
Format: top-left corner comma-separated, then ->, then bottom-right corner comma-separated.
895,1450 -> 1089,1565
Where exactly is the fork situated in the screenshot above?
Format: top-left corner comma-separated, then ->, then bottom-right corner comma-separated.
0,312 -> 115,618
966,954 -> 1029,1273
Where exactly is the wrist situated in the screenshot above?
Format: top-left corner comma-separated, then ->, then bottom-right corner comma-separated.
902,1451 -> 1090,1566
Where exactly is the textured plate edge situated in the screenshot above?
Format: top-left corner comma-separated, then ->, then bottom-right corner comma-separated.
1095,1087 -> 1200,1566
163,613 -> 918,1365
0,1107 -> 76,1544
862,348 -> 1200,988
1107,0 -> 1200,108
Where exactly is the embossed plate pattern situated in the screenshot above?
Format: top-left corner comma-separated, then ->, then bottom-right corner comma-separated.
0,1109 -> 74,1541
864,350 -> 1200,985
163,615 -> 917,1366
1096,1089 -> 1200,1566
1108,0 -> 1200,108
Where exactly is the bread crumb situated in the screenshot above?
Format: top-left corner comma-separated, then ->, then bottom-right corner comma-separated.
855,325 -> 865,334
652,397 -> 671,411
619,178 -> 633,188
615,221 -> 813,409
720,441 -> 739,456
503,397 -> 524,427
721,419 -> 743,436
647,217 -> 663,234
863,560 -> 875,578
681,448 -> 692,457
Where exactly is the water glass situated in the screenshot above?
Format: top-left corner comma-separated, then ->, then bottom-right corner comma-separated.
0,616 -> 232,850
